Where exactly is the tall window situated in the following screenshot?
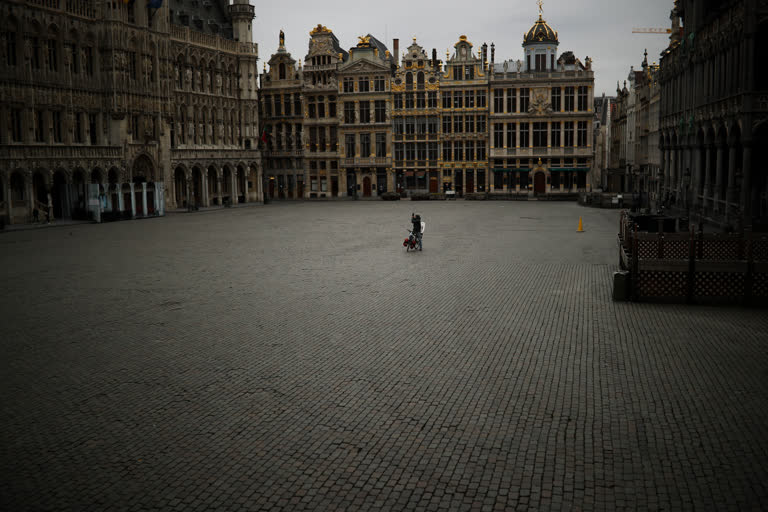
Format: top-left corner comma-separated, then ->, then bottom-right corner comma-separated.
428,142 -> 438,161
519,88 -> 530,112
466,141 -> 475,161
564,122 -> 575,146
360,133 -> 371,157
405,93 -> 414,109
453,115 -> 463,133
343,78 -> 354,93
284,95 -> 291,116
417,72 -> 425,90
477,115 -> 486,133
506,123 -> 515,148
465,116 -> 474,133
10,108 -> 22,142
294,95 -> 302,115
494,124 -> 504,148
394,94 -> 403,109
453,141 -> 463,161
535,53 -> 546,71
519,123 -> 529,147
443,141 -> 452,161
551,88 -> 561,111
330,126 -> 338,151
316,97 -> 325,118
74,112 -> 83,143
345,134 -> 355,157
442,116 -> 451,134
31,37 -> 41,69
416,92 -> 426,109
577,121 -> 588,146
442,91 -> 451,108
506,89 -> 515,113
128,52 -> 137,80
374,76 -> 385,91
360,101 -> 371,123
88,113 -> 97,144
52,111 -> 62,143
309,127 -> 317,152
34,110 -> 44,142
477,90 -> 486,108
533,122 -> 547,147
453,93 -> 463,109
375,100 -> 386,123
477,141 -> 486,161
344,102 -> 355,124
494,90 -> 504,113
307,96 -> 315,118
564,87 -> 575,112
551,122 -> 561,147
46,39 -> 57,72
465,91 -> 475,108
5,31 -> 17,66
427,92 -> 438,108
275,96 -> 283,116
317,126 -> 326,150
376,133 -> 386,157
83,46 -> 93,76
577,86 -> 589,111
358,77 -> 370,92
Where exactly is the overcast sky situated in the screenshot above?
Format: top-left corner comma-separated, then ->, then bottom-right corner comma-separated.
251,0 -> 674,97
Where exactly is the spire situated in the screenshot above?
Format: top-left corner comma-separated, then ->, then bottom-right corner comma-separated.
642,48 -> 648,68
537,0 -> 543,18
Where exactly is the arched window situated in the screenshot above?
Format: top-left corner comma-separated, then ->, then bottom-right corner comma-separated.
405,72 -> 413,90
417,72 -> 425,90
46,25 -> 59,73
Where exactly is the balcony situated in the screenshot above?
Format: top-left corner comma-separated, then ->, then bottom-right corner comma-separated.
342,157 -> 390,167
0,144 -> 122,160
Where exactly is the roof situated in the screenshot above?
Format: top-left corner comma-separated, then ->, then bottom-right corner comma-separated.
524,15 -> 558,45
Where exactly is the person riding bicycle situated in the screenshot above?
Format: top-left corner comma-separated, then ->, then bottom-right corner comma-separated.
411,213 -> 423,251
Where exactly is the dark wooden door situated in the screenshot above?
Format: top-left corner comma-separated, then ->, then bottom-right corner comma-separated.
429,177 -> 438,193
534,172 -> 546,195
466,174 -> 474,194
363,177 -> 372,197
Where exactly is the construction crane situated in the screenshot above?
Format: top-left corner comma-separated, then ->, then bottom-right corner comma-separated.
632,28 -> 672,34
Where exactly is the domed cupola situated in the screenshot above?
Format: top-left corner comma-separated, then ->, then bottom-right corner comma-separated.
523,14 -> 559,46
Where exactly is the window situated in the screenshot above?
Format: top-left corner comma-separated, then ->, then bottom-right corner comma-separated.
51,110 -> 63,143
344,102 -> 355,124
477,141 -> 486,161
564,86 -> 575,112
274,96 -> 282,116
519,123 -> 529,147
454,115 -> 463,133
83,46 -> 93,76
343,78 -> 354,92
405,73 -> 413,90
330,126 -> 338,151
405,93 -> 414,109
443,141 -> 452,161
477,91 -> 485,108
453,93 -> 463,109
416,92 -> 426,109
47,39 -> 57,72
345,134 -> 356,157
317,97 -> 325,118
519,88 -> 529,113
477,115 -> 486,133
358,77 -> 369,92
395,143 -> 404,161
551,87 -> 561,111
464,65 -> 474,80
309,127 -> 317,152
506,89 -> 515,113
428,92 -> 438,108
31,37 -> 41,69
577,121 -> 588,146
564,122 -> 575,146
453,141 -> 463,161
374,76 -> 385,91
535,53 -> 546,71
578,86 -> 589,111
443,116 -> 452,134
551,122 -> 561,147
416,117 -> 427,135
307,96 -> 315,118
394,118 -> 404,135
417,142 -> 427,161
465,91 -> 474,108
376,133 -> 386,157
427,117 -> 439,134
394,94 -> 403,109
533,122 -> 547,147
405,142 -> 415,160
5,31 -> 17,66
11,108 -> 22,142
494,90 -> 504,113
318,126 -> 326,150
74,112 -> 83,143
65,43 -> 78,74
264,96 -> 273,117
466,141 -> 475,161
284,95 -> 291,116
506,123 -> 515,148
329,97 -> 336,118
360,101 -> 371,123
428,142 -> 438,161
375,100 -> 386,123
494,124 -> 504,148
360,133 -> 371,157
417,72 -> 425,90
405,117 -> 415,135
442,91 -> 451,108
453,66 -> 462,81
128,51 -> 137,80
465,116 -> 474,133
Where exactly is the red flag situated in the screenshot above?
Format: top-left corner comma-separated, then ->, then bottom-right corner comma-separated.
260,130 -> 268,144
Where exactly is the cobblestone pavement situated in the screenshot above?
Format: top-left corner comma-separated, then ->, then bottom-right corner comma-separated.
1,201 -> 767,511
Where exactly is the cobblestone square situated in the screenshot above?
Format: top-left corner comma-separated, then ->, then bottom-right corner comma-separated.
1,201 -> 767,511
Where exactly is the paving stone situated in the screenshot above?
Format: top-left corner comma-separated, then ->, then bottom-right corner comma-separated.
1,201 -> 767,511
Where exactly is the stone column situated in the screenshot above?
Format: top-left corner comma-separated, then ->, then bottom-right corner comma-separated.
714,143 -> 725,211
232,172 -> 239,204
203,173 -> 210,207
703,146 -> 712,210
216,176 -> 222,206
26,176 -> 34,222
726,140 -> 738,210
141,183 -> 147,217
741,141 -> 752,221
129,183 -> 136,218
243,174 -> 249,203
668,147 -> 676,200
118,184 -> 125,212
692,144 -> 702,208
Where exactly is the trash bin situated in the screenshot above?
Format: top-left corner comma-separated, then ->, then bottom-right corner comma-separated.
613,271 -> 630,302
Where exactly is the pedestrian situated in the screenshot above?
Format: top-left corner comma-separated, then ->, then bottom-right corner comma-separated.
46,192 -> 53,223
32,208 -> 39,223
411,212 -> 423,251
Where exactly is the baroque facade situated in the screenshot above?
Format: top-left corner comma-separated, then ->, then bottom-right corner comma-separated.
658,0 -> 768,229
0,0 -> 262,226
259,8 -> 595,200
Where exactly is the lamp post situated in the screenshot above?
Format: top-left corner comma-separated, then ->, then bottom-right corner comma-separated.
684,167 -> 691,227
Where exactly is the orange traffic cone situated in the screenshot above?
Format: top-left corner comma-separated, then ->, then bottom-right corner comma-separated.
577,217 -> 584,233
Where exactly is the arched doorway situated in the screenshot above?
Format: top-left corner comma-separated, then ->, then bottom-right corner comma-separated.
363,176 -> 372,197
207,167 -> 218,205
192,167 -> 203,206
237,166 -> 246,203
268,176 -> 275,198
534,172 -> 546,195
174,167 -> 187,208
72,169 -> 87,218
222,167 -> 232,204
52,170 -> 68,219
108,168 -> 120,212
33,171 -> 47,206
132,173 -> 147,217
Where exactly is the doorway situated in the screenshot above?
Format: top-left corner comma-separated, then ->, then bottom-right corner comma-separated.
534,172 -> 546,195
363,176 -> 372,197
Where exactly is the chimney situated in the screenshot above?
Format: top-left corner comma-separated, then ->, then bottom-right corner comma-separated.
491,43 -> 495,64
482,43 -> 488,65
432,48 -> 437,69
393,38 -> 400,67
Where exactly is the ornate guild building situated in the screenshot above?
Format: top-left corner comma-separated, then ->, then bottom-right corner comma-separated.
0,0 -> 263,226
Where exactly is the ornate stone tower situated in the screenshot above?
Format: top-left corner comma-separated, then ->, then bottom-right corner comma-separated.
229,0 -> 255,43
